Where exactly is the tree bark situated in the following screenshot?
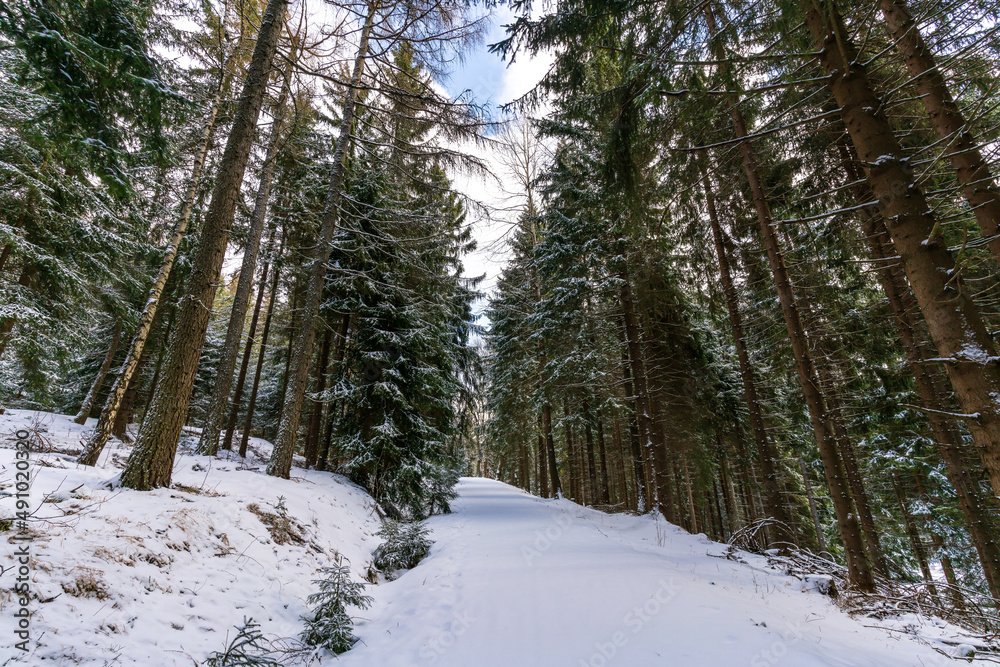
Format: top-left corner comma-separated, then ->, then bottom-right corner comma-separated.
268,2 -> 376,478
120,0 -> 290,489
75,321 -> 122,424
199,49 -> 295,456
803,0 -> 1000,503
879,0 -> 1000,261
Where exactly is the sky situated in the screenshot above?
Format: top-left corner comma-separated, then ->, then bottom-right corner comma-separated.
435,6 -> 553,317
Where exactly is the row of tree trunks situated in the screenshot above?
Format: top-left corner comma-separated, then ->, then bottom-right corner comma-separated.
705,0 -> 875,592
76,65 -> 233,467
834,96 -> 1000,602
619,266 -> 674,517
619,345 -> 647,511
221,231 -> 280,452
814,359 -> 889,576
913,470 -> 967,610
119,0 -> 291,489
699,155 -> 789,536
595,410 -> 611,504
802,0 -> 1000,505
316,313 -> 352,471
239,245 -> 284,457
199,42 -> 297,456
267,2 -> 377,479
866,213 -> 1000,601
303,326 -> 333,468
892,471 -> 940,601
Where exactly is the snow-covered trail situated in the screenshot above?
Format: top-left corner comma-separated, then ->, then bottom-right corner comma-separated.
341,477 -> 956,667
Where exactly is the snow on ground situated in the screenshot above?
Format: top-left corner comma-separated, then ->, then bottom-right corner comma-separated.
0,409 -> 383,664
0,409 -> 988,665
340,478 -> 985,666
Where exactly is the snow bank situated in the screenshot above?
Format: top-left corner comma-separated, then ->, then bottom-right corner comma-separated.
0,409 -> 383,664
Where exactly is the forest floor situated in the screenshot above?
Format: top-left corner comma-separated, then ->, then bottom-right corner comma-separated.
0,409 -> 990,665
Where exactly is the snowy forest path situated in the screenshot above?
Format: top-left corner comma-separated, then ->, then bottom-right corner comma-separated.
337,478 -> 960,666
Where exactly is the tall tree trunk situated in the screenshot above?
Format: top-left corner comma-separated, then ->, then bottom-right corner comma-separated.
304,326 -> 332,468
803,0 -> 1000,502
620,345 -> 647,511
879,0 -> 1000,261
799,457 -> 827,554
700,156 -> 789,533
120,0 -> 290,489
268,2 -> 376,478
595,411 -> 610,504
75,321 -> 122,424
892,472 -> 940,601
200,49 -> 295,456
77,63 -> 232,467
620,269 -> 675,518
240,256 -> 283,458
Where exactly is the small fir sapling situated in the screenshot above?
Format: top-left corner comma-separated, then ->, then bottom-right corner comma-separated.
300,563 -> 373,653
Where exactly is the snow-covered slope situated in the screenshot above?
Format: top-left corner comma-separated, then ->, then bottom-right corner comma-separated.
0,409 -> 383,665
0,410 -> 984,665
